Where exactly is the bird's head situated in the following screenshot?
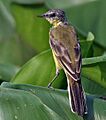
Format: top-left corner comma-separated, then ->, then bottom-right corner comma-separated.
38,9 -> 66,26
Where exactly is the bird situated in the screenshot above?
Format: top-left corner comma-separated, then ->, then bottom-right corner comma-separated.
38,9 -> 87,117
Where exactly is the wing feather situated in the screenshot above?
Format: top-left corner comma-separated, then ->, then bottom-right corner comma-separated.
50,38 -> 81,81
74,42 -> 82,78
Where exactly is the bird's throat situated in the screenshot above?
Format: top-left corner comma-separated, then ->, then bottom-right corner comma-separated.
52,20 -> 62,28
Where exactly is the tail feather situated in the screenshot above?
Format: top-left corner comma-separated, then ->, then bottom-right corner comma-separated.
67,74 -> 87,116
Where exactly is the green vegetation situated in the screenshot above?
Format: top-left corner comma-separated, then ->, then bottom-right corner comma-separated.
0,0 -> 106,119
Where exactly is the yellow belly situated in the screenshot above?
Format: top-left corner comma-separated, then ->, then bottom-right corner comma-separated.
52,50 -> 62,70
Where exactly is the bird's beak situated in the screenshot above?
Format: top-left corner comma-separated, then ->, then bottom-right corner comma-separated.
37,14 -> 45,18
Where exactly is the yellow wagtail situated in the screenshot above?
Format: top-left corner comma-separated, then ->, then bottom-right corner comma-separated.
38,9 -> 87,116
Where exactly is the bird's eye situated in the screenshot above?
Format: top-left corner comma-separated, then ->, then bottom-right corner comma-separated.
45,14 -> 49,17
50,13 -> 56,17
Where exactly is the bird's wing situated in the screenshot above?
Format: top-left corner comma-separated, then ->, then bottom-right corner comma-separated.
74,41 -> 82,79
50,38 -> 81,81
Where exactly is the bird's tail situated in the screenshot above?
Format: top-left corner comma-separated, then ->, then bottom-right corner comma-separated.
67,74 -> 87,116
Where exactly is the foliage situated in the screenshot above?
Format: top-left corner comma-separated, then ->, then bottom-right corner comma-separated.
0,0 -> 106,120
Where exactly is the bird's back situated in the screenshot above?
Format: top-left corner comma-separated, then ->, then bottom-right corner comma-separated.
50,23 -> 78,65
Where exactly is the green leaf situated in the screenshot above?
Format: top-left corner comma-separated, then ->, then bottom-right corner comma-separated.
83,51 -> 106,92
86,32 -> 94,41
65,0 -> 106,48
1,82 -> 106,120
64,1 -> 99,36
0,83 -> 64,120
0,38 -> 23,65
82,62 -> 106,89
45,0 -> 96,9
12,0 -> 44,5
11,4 -> 50,52
95,0 -> 106,48
0,1 -> 37,66
82,54 -> 106,96
0,63 -> 19,82
0,0 -> 15,38
11,50 -> 66,88
80,32 -> 94,57
82,76 -> 106,96
0,34 -> 37,66
82,55 -> 106,65
93,44 -> 104,57
80,40 -> 93,58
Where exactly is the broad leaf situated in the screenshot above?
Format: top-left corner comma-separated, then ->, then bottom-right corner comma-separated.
80,32 -> 94,57
45,0 -> 96,9
82,62 -> 106,89
0,63 -> 19,82
0,38 -> 22,65
12,0 -> 44,4
82,55 -> 106,90
1,82 -> 106,120
93,44 -> 104,57
11,50 -> 66,88
82,76 -> 106,96
0,0 -> 15,38
11,4 -> 50,52
0,83 -> 64,120
0,1 -> 37,66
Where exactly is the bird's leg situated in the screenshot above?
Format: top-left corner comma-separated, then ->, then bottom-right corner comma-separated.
48,69 -> 60,88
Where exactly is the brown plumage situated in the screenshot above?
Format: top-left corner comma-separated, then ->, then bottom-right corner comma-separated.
49,23 -> 87,116
38,9 -> 87,117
